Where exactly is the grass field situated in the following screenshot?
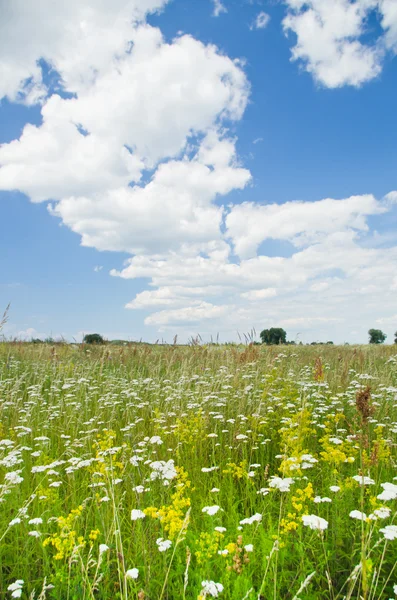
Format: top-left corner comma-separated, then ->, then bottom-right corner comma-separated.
0,342 -> 397,599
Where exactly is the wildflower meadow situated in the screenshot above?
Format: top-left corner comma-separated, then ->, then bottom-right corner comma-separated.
0,342 -> 397,599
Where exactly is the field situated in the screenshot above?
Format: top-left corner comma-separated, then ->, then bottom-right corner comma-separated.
0,343 -> 397,600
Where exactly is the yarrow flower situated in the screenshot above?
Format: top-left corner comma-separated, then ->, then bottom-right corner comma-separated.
240,513 -> 262,525
352,475 -> 375,486
302,514 -> 328,531
126,568 -> 139,580
156,538 -> 172,552
268,476 -> 294,492
377,482 -> 397,501
131,509 -> 146,521
379,525 -> 397,541
200,580 -> 224,597
349,510 -> 367,521
202,505 -> 221,516
99,544 -> 110,554
329,486 -> 340,493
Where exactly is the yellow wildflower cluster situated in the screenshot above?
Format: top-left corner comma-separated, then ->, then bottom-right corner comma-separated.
144,466 -> 191,539
91,429 -> 125,476
43,505 -> 88,560
194,530 -> 224,565
173,411 -> 206,445
223,460 -> 250,480
278,407 -> 314,476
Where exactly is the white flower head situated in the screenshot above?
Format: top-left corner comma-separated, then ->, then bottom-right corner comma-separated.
377,482 -> 397,501
126,568 -> 139,579
200,580 -> 224,597
156,537 -> 172,552
99,543 -> 110,554
329,485 -> 340,493
352,475 -> 375,486
240,513 -> 262,526
302,514 -> 328,531
349,510 -> 367,521
379,525 -> 397,541
202,505 -> 221,516
268,476 -> 294,492
131,509 -> 146,521
244,544 -> 254,552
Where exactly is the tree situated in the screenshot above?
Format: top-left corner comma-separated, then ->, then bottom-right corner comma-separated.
368,329 -> 386,344
394,331 -> 397,344
83,333 -> 105,345
260,328 -> 287,345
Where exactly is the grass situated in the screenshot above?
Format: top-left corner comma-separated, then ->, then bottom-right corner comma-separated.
0,342 -> 396,599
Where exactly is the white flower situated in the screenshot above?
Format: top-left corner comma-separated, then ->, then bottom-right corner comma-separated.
352,475 -> 375,486
99,543 -> 110,554
210,487 -> 220,493
377,483 -> 397,501
149,460 -> 177,482
131,509 -> 146,521
236,434 -> 248,440
201,467 -> 219,473
380,525 -> 397,541
28,530 -> 41,537
200,580 -> 224,597
244,544 -> 254,552
329,437 -> 343,445
393,583 -> 397,594
302,514 -> 328,531
329,486 -> 340,492
240,513 -> 262,525
349,510 -> 367,521
156,538 -> 172,552
149,436 -> 163,445
126,568 -> 139,579
9,518 -> 21,527
314,496 -> 332,503
214,526 -> 226,533
269,476 -> 294,492
28,517 -> 43,525
368,507 -> 391,520
202,505 -> 221,516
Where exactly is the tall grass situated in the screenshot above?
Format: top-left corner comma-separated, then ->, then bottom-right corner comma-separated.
0,342 -> 396,599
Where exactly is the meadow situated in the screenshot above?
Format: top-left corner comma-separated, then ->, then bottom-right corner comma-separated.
0,342 -> 396,600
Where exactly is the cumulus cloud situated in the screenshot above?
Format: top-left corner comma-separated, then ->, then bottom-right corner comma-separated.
225,194 -> 386,259
1,0 -> 397,343
0,0 -> 169,103
283,0 -> 396,88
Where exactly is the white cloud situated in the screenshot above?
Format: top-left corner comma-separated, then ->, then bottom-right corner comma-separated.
226,194 -> 385,259
0,0 -> 169,103
384,191 -> 397,204
241,288 -> 277,300
251,12 -> 271,30
145,302 -> 229,325
282,0 -> 396,88
1,0 -> 397,343
212,0 -> 227,17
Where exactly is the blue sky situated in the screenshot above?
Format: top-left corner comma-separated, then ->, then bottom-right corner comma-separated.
1,0 -> 397,344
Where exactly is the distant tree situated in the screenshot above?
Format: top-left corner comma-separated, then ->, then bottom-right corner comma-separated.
368,329 -> 387,344
83,333 -> 105,345
260,328 -> 287,345
394,331 -> 397,344
326,341 -> 334,345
